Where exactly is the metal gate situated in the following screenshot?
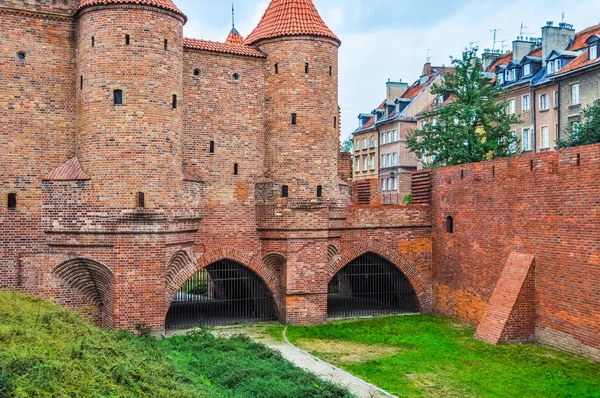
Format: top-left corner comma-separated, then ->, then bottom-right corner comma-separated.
328,253 -> 419,318
166,260 -> 277,330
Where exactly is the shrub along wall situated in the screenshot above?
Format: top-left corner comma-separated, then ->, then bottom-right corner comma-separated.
430,143 -> 600,360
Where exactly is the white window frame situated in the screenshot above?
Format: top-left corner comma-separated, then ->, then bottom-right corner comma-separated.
355,157 -> 360,172
541,126 -> 549,149
381,154 -> 386,168
523,63 -> 532,76
363,138 -> 368,149
392,129 -> 398,142
510,131 -> 517,153
508,99 -> 516,114
548,62 -> 555,75
590,44 -> 598,60
387,153 -> 392,167
522,95 -> 530,112
393,152 -> 398,166
355,139 -> 360,151
553,91 -> 559,108
387,131 -> 391,143
540,94 -> 549,111
370,136 -> 376,148
393,177 -> 398,190
381,179 -> 386,192
369,155 -> 375,170
555,59 -> 562,72
381,132 -> 386,145
571,83 -> 581,105
522,128 -> 531,151
363,156 -> 368,171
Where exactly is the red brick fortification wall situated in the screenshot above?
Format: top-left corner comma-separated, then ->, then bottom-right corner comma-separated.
0,3 -> 77,288
182,49 -> 266,254
258,36 -> 340,201
431,144 -> 600,360
76,4 -> 185,209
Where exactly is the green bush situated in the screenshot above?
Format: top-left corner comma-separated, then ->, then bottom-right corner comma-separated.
402,191 -> 413,205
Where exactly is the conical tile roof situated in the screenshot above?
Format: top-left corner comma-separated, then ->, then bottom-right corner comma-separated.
244,0 -> 339,46
225,27 -> 244,45
77,0 -> 186,20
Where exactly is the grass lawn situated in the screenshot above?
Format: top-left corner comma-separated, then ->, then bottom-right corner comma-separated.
285,315 -> 600,398
0,291 -> 352,398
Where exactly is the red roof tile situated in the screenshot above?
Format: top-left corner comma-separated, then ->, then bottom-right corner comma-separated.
77,0 -> 185,18
487,51 -> 513,73
225,30 -> 244,45
557,48 -> 600,75
569,23 -> 600,51
243,0 -> 340,46
183,38 -> 264,58
402,74 -> 437,100
529,48 -> 542,57
44,157 -> 91,181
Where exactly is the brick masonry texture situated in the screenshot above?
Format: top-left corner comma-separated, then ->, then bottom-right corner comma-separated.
431,143 -> 600,361
1,0 -> 434,332
1,0 -> 599,362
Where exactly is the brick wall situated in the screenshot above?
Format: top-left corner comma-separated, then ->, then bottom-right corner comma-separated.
431,143 -> 600,360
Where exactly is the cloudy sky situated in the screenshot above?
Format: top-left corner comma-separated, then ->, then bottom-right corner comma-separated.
176,0 -> 598,141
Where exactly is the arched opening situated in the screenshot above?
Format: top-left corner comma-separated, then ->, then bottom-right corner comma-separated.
328,253 -> 419,319
166,259 -> 277,330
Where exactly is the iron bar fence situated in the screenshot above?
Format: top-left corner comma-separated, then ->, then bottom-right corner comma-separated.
166,260 -> 277,330
328,253 -> 419,319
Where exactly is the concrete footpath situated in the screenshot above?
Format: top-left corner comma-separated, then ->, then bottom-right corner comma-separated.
207,324 -> 396,398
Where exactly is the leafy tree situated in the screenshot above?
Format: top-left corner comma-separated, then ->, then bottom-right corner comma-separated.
407,48 -> 521,168
557,99 -> 600,148
340,136 -> 353,152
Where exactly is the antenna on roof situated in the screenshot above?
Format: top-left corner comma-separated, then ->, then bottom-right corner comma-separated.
469,41 -> 480,50
561,12 -> 565,23
490,28 -> 501,51
426,49 -> 432,63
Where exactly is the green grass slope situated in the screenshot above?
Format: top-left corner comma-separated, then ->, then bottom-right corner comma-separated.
0,291 -> 352,398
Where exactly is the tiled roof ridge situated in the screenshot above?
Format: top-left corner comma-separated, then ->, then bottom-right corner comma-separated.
183,38 -> 264,58
77,0 -> 186,19
243,0 -> 340,46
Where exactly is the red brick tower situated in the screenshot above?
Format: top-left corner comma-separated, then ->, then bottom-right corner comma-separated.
245,0 -> 343,324
75,0 -> 187,209
245,0 -> 341,201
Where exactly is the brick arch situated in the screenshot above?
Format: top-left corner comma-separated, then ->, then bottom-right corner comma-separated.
262,252 -> 287,271
52,257 -> 114,306
165,246 -> 282,314
165,250 -> 194,307
329,243 -> 431,312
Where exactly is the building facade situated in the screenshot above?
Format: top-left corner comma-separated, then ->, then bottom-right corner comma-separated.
1,0 -> 436,332
487,22 -> 600,151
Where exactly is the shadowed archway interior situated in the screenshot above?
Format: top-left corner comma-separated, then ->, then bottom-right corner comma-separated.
328,253 -> 419,318
166,259 -> 277,330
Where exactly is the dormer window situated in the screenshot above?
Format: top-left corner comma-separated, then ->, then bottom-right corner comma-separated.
590,43 -> 598,60
497,73 -> 504,84
555,59 -> 562,72
548,62 -> 555,74
523,63 -> 532,76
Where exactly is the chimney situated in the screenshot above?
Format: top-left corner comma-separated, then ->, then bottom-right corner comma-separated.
512,38 -> 536,63
386,80 -> 408,103
482,49 -> 501,71
541,21 -> 575,66
422,62 -> 432,76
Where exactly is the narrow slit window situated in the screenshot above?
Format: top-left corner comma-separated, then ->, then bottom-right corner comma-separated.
460,170 -> 464,179
80,76 -> 83,90
305,63 -> 309,74
530,160 -> 534,171
329,66 -> 332,76
317,185 -> 323,198
137,192 -> 145,208
233,163 -> 239,175
492,166 -> 495,176
92,37 -> 95,47
209,140 -> 215,154
114,90 -> 123,105
576,154 -> 581,166
275,63 -> 279,74
125,34 -> 130,45
282,185 -> 289,198
334,116 -> 337,128
164,39 -> 168,51
172,94 -> 177,109
446,216 -> 454,234
7,193 -> 17,210
291,113 -> 297,125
